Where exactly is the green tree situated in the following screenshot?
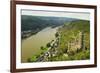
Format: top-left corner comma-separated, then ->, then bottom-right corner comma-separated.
55,32 -> 59,37
40,46 -> 44,50
46,42 -> 51,48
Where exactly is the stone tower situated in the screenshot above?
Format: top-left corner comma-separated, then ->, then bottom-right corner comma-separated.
79,31 -> 85,50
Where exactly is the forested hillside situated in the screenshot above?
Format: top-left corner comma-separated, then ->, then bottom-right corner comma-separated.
21,15 -> 78,31
21,15 -> 78,39
56,20 -> 90,60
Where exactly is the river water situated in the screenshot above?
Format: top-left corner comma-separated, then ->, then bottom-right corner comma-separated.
21,27 -> 59,62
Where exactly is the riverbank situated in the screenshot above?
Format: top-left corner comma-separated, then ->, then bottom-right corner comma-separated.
21,26 -> 60,62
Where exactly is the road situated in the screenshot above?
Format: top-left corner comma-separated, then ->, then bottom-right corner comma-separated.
36,37 -> 59,62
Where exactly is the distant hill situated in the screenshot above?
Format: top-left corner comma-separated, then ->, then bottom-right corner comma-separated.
21,15 -> 78,32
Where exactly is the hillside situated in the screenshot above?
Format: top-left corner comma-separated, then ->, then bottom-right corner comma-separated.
51,20 -> 90,61
21,15 -> 78,39
28,20 -> 90,62
21,15 -> 78,31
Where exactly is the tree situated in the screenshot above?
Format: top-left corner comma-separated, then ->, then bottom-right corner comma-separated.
46,42 -> 51,48
55,32 -> 59,37
40,46 -> 44,50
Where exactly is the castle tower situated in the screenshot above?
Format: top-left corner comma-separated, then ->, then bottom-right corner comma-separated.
79,31 -> 85,50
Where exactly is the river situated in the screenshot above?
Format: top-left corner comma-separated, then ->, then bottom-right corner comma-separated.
21,26 -> 59,62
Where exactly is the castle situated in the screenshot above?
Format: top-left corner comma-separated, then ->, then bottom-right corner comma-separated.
67,31 -> 85,54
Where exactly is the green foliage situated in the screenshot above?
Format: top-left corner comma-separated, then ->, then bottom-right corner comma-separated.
46,42 -> 51,48
48,54 -> 69,61
40,46 -> 44,50
58,20 -> 90,51
21,15 -> 74,32
40,46 -> 48,55
54,20 -> 90,61
69,49 -> 90,60
27,20 -> 90,62
40,46 -> 48,50
55,32 -> 59,37
27,55 -> 37,62
49,49 -> 90,61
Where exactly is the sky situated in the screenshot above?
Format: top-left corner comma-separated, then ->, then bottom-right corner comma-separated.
21,9 -> 90,20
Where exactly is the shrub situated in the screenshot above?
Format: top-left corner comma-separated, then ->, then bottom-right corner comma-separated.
46,42 -> 51,48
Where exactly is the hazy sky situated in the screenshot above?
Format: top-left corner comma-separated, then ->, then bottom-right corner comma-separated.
21,10 -> 90,20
